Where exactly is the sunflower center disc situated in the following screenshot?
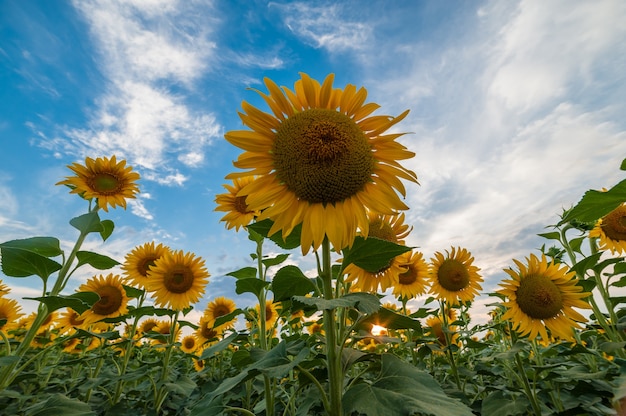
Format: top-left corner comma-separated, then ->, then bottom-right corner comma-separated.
437,259 -> 470,291
273,108 -> 375,204
516,274 -> 563,319
398,267 -> 418,285
139,257 -> 158,277
91,173 -> 121,194
368,218 -> 398,243
213,305 -> 231,318
602,205 -> 626,241
93,285 -> 123,315
165,267 -> 194,294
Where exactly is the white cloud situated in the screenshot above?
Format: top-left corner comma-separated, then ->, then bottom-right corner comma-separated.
272,2 -> 372,51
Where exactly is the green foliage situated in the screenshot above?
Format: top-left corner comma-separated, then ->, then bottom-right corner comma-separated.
0,237 -> 63,280
341,236 -> 412,273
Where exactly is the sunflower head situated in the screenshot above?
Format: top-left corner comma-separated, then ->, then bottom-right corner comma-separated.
122,242 -> 171,289
497,253 -> 591,341
225,73 -> 417,254
204,297 -> 237,329
78,274 -> 129,325
215,177 -> 260,231
145,250 -> 210,311
366,212 -> 412,244
0,297 -> 23,332
589,204 -> 626,254
429,247 -> 482,306
392,250 -> 430,300
56,155 -> 140,212
196,315 -> 221,344
180,335 -> 199,354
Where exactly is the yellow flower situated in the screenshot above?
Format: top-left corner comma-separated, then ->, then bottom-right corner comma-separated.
392,251 -> 430,300
196,315 -> 221,345
425,311 -> 459,347
224,73 -> 417,254
151,320 -> 181,346
429,247 -> 482,306
0,280 -> 9,297
345,212 -> 412,293
145,250 -> 210,311
307,321 -> 324,335
180,335 -> 199,354
215,176 -> 260,231
122,242 -> 171,290
138,318 -> 160,336
589,204 -> 626,254
497,253 -> 591,341
0,297 -> 23,332
56,155 -> 140,212
57,308 -> 87,334
78,274 -> 129,325
255,301 -> 279,328
192,350 -> 206,372
204,297 -> 237,330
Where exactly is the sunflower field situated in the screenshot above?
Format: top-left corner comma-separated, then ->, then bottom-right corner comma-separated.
1,74 -> 626,416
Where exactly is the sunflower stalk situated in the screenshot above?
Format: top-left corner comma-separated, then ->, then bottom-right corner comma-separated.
440,300 -> 462,391
155,312 -> 179,413
514,352 -> 542,416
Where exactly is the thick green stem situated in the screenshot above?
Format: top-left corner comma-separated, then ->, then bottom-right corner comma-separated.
320,238 -> 343,416
514,353 -> 542,415
440,301 -> 462,391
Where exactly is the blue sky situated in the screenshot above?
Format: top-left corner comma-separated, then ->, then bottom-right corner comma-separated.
1,0 -> 625,326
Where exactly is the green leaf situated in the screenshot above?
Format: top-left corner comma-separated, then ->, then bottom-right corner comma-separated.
341,236 -> 411,273
123,284 -> 144,299
537,231 -> 561,242
247,219 -> 302,250
571,252 -> 603,277
75,251 -> 120,270
293,293 -> 380,313
357,307 -> 422,332
481,391 -> 530,416
262,253 -> 290,268
0,237 -> 63,279
272,265 -> 317,301
213,309 -> 244,328
22,393 -> 96,416
342,292 -> 381,314
70,211 -> 103,234
99,219 -> 115,241
342,354 -> 473,416
235,278 -> 270,297
26,292 -> 100,314
560,178 -> 626,225
126,306 -> 177,318
621,158 -> 626,171
227,267 -> 258,279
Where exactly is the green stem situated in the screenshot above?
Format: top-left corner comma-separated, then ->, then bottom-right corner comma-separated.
514,352 -> 542,416
440,301 -> 462,391
155,313 -> 179,413
320,238 -> 343,416
296,365 -> 330,412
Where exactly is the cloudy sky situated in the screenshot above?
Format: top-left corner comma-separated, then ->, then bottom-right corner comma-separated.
1,0 -> 625,326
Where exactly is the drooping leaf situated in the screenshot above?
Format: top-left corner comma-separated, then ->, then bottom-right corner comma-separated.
123,284 -> 145,299
75,251 -> 120,270
0,237 -> 63,279
26,292 -> 100,314
272,265 -> 317,301
293,292 -> 380,313
99,219 -> 115,241
235,278 -> 270,297
247,219 -> 302,250
22,393 -> 96,416
356,307 -> 422,332
342,354 -> 473,416
341,236 -> 411,273
69,211 -> 103,234
0,236 -> 62,257
560,178 -> 626,225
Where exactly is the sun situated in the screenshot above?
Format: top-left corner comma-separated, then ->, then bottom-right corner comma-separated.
56,155 -> 140,212
224,73 -> 417,254
144,250 -> 210,311
497,253 -> 591,341
429,247 -> 482,306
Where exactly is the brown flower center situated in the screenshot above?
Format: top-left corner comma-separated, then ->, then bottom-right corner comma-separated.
265,304 -> 274,322
92,285 -> 123,315
234,195 -> 251,214
138,256 -> 158,277
273,108 -> 374,204
602,205 -> 626,241
437,259 -> 470,292
90,173 -> 121,194
212,304 -> 232,318
398,266 -> 418,285
69,310 -> 85,326
200,324 -> 217,340
516,274 -> 563,319
163,266 -> 194,294
183,337 -> 196,349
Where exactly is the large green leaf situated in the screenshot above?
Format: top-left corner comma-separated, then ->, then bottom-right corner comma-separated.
559,177 -> 626,225
343,354 -> 473,416
272,265 -> 317,301
293,292 -> 380,313
22,393 -> 96,416
75,251 -> 120,270
226,266 -> 257,279
235,278 -> 270,297
69,211 -> 103,234
356,307 -> 423,332
25,292 -> 100,314
341,236 -> 411,273
262,253 -> 290,267
0,237 -> 63,279
247,219 -> 302,250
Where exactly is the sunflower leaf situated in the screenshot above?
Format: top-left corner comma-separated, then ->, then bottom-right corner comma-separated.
235,278 -> 270,297
559,178 -> 626,225
75,251 -> 120,270
22,393 -> 96,416
272,265 -> 317,301
70,211 -> 103,234
213,308 -> 244,328
341,236 -> 412,273
0,237 -> 63,280
292,293 -> 379,312
227,267 -> 258,279
247,219 -> 302,250
355,307 -> 422,332
122,284 -> 144,299
25,292 -> 100,314
262,253 -> 290,268
342,354 -> 473,416
99,219 -> 115,241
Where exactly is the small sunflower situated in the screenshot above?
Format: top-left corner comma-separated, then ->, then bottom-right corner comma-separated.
78,274 -> 129,325
225,73 -> 417,254
196,315 -> 221,344
366,211 -> 412,245
145,250 -> 210,311
122,242 -> 171,289
429,247 -> 482,306
151,320 -> 181,346
204,297 -> 237,330
392,251 -> 430,300
256,300 -> 279,328
215,176 -> 260,231
138,318 -> 160,335
589,203 -> 626,254
497,253 -> 591,341
425,311 -> 459,347
56,155 -> 140,212
180,335 -> 199,354
57,308 -> 87,334
0,297 -> 23,332
192,350 -> 206,372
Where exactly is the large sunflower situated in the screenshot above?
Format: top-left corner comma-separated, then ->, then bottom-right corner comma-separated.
392,250 -> 430,300
215,177 -> 260,231
589,203 -> 626,254
0,297 -> 23,332
122,242 -> 171,289
204,297 -> 237,330
78,274 -> 129,325
225,73 -> 417,254
497,253 -> 591,341
429,247 -> 482,306
145,250 -> 210,311
56,155 -> 140,212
